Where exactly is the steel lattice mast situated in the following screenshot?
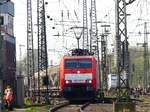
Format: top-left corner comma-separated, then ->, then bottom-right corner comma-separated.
27,0 -> 35,97
83,0 -> 89,50
37,0 -> 48,102
115,0 -> 136,101
90,0 -> 98,55
101,26 -> 109,94
115,0 -> 129,101
143,22 -> 149,88
90,0 -> 102,95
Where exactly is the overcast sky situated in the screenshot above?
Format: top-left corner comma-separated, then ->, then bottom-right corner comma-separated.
12,0 -> 150,65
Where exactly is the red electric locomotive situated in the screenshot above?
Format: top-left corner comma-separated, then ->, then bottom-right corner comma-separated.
59,50 -> 100,99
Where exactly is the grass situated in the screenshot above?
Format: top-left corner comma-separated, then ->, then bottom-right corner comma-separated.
14,98 -> 51,112
25,105 -> 50,112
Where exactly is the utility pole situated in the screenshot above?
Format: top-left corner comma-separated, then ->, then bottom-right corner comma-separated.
37,0 -> 49,103
27,0 -> 35,98
114,0 -> 136,111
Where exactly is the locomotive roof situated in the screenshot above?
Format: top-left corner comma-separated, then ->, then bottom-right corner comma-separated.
63,55 -> 96,59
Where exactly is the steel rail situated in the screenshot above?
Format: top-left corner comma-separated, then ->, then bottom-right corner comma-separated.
49,101 -> 70,112
79,102 -> 90,112
49,101 -> 91,112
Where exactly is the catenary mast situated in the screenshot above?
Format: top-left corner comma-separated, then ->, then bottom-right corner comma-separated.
143,22 -> 149,88
83,0 -> 89,50
115,0 -> 136,101
37,0 -> 49,102
90,0 -> 102,96
90,0 -> 98,55
27,0 -> 35,97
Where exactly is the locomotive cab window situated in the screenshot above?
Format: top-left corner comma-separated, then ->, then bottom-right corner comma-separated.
65,59 -> 92,68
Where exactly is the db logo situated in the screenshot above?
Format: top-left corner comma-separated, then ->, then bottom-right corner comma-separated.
77,70 -> 80,74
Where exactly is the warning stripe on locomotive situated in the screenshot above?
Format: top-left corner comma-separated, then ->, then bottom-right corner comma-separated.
64,73 -> 92,80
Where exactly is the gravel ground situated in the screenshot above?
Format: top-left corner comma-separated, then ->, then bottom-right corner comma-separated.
55,104 -> 81,112
136,96 -> 150,112
136,102 -> 150,112
5,96 -> 150,112
84,103 -> 113,112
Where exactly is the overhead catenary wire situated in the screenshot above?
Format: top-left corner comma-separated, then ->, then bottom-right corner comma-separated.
54,0 -> 82,51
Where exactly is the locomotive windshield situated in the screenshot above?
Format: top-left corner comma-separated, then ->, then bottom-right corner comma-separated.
65,59 -> 92,68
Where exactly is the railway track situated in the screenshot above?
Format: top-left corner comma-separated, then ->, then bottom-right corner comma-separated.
49,101 -> 90,112
49,98 -> 114,112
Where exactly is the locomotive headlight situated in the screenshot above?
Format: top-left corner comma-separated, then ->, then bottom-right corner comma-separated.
65,80 -> 69,84
88,80 -> 92,83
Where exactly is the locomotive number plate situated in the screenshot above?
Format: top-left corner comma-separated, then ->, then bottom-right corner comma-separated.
72,80 -> 86,83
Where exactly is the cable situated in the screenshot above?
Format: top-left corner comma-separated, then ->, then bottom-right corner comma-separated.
60,0 -> 79,26
52,0 -> 81,52
126,0 -> 136,5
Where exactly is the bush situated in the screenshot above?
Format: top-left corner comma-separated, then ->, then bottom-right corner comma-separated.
24,97 -> 33,105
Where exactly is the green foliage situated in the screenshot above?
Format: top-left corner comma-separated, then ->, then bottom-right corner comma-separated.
109,47 -> 147,87
25,107 -> 39,112
129,47 -> 146,87
24,97 -> 33,105
24,105 -> 49,112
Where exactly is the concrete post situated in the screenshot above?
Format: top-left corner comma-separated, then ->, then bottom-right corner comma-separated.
16,75 -> 24,107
